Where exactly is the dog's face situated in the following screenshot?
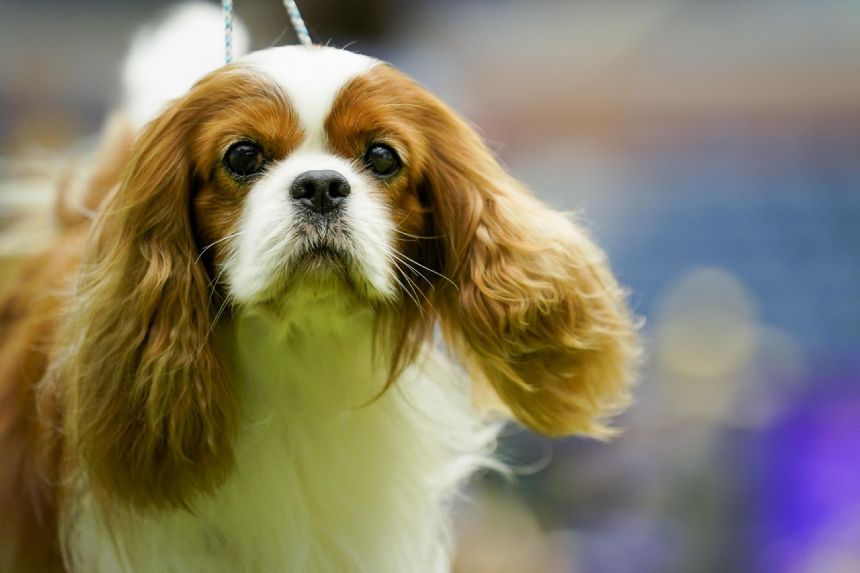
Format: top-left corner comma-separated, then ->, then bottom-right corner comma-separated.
192,49 -> 413,305
62,46 -> 640,508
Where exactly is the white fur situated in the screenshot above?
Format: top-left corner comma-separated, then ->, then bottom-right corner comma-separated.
244,46 -> 378,148
63,19 -> 500,573
122,3 -> 251,130
65,289 -> 499,572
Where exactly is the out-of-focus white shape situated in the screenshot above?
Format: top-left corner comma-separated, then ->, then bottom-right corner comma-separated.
657,267 -> 759,379
121,2 -> 251,131
726,326 -> 808,429
653,267 -> 760,422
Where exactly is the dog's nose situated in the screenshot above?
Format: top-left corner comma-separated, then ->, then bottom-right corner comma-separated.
290,170 -> 351,215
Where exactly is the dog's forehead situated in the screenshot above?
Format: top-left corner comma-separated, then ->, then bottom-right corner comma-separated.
243,46 -> 378,147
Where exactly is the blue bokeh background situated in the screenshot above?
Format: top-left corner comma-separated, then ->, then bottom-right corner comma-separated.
2,2 -> 858,571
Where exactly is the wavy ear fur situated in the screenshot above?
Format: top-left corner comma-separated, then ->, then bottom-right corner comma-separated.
53,98 -> 236,509
417,94 -> 641,438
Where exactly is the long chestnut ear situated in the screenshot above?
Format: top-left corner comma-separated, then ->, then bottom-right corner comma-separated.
54,99 -> 236,508
417,94 -> 641,438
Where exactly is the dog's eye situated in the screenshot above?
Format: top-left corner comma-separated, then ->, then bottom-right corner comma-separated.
364,143 -> 400,177
224,141 -> 264,178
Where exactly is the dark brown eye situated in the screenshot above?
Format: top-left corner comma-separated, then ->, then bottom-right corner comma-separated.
224,141 -> 264,178
364,143 -> 400,177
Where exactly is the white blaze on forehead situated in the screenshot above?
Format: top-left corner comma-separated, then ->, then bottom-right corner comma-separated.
243,46 -> 378,148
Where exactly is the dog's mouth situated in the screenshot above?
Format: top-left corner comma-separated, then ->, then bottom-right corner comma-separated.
293,240 -> 354,283
268,224 -> 368,302
301,242 -> 345,263
294,220 -> 351,262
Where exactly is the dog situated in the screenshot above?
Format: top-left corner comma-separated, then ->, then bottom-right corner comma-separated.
0,5 -> 639,572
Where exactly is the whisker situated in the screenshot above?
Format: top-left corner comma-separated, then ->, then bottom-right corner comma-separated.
388,254 -> 437,317
390,228 -> 443,240
393,212 -> 411,229
207,260 -> 231,292
400,266 -> 433,309
205,292 -> 232,341
389,258 -> 424,315
205,263 -> 232,315
389,251 -> 434,289
391,250 -> 458,291
196,230 -> 245,263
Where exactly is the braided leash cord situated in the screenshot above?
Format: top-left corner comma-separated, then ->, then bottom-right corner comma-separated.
282,0 -> 312,47
223,1 -> 312,65
222,0 -> 234,64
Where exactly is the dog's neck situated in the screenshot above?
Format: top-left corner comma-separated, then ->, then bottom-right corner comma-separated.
69,283 -> 496,573
226,284 -> 387,423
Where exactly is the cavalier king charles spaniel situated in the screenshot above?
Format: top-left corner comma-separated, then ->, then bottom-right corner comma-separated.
0,6 -> 639,572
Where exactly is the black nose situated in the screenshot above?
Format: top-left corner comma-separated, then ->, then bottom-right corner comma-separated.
290,170 -> 351,215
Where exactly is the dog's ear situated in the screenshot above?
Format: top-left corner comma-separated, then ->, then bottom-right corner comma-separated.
56,96 -> 236,509
414,88 -> 641,438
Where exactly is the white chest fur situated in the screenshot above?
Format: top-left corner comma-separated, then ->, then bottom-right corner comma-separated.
65,289 -> 498,572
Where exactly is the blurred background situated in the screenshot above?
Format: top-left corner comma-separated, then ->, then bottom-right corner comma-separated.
2,1 -> 859,571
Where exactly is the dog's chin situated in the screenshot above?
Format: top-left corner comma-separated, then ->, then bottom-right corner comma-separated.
250,246 -> 377,316
293,243 -> 353,284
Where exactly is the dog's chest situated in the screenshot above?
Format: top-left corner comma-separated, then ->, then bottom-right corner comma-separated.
67,302 -> 495,572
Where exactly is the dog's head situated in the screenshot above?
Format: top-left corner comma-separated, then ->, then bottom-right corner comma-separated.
59,46 -> 640,508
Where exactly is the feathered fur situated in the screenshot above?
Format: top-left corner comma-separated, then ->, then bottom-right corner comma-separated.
0,8 -> 639,571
